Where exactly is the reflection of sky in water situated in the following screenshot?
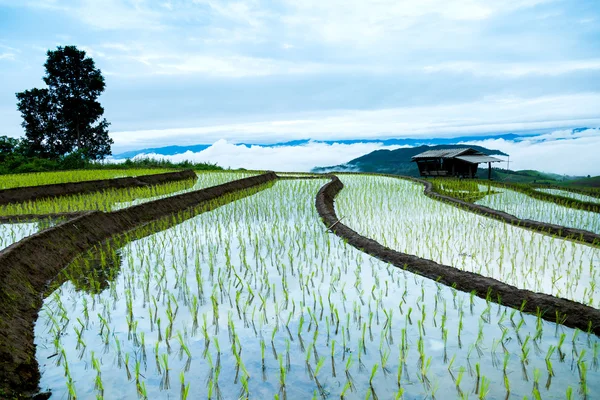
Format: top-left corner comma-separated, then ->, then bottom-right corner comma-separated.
536,188 -> 600,205
337,175 -> 600,307
0,220 -> 54,250
475,186 -> 600,235
36,179 -> 600,399
112,171 -> 259,210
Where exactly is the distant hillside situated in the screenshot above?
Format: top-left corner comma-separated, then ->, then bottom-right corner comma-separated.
560,176 -> 600,188
113,132 -> 534,159
313,145 -> 508,176
490,169 -> 579,184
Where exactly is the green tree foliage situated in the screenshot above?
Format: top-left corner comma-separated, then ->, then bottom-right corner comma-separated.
16,45 -> 112,160
0,136 -> 21,161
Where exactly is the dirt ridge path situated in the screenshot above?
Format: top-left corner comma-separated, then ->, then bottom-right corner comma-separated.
408,176 -> 600,245
316,175 -> 600,337
497,182 -> 600,214
0,171 -> 277,398
0,169 -> 197,206
0,212 -> 88,224
335,172 -> 600,247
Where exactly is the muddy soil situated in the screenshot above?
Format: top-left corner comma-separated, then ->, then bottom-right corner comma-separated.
316,175 -> 600,337
0,212 -> 88,224
0,172 -> 277,397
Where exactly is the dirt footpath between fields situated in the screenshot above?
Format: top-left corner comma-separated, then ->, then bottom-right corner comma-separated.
335,171 -> 600,247
316,175 -> 600,337
405,175 -> 600,246
0,171 -> 277,398
0,169 -> 197,206
499,182 -> 600,214
0,212 -> 88,223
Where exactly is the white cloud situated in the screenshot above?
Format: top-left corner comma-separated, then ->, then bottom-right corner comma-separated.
282,0 -> 553,47
5,0 -> 591,81
463,129 -> 600,176
2,0 -> 600,149
132,54 -> 347,77
127,128 -> 600,176
100,43 -> 133,52
2,0 -> 165,31
0,52 -> 16,61
423,60 -> 600,77
101,48 -> 600,78
132,139 -> 403,171
110,93 -> 600,150
75,0 -> 164,30
525,128 -> 600,142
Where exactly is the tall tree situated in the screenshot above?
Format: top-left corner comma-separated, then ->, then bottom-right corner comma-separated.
16,45 -> 113,160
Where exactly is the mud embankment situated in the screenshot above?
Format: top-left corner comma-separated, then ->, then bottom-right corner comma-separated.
276,174 -> 328,180
0,212 -> 88,224
533,183 -> 600,200
0,169 -> 197,206
503,183 -> 600,214
0,172 -> 277,397
407,176 -> 600,246
316,175 -> 600,336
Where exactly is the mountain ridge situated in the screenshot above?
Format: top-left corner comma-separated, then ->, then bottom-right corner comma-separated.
312,144 -> 508,177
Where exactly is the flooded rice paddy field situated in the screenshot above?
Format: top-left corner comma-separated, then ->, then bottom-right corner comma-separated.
35,178 -> 599,399
0,171 -> 257,217
535,188 -> 600,205
475,187 -> 600,235
0,220 -> 56,251
337,175 -> 600,308
0,172 -> 258,251
112,171 -> 259,210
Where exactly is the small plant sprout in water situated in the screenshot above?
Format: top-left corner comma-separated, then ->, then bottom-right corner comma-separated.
31,175 -> 600,399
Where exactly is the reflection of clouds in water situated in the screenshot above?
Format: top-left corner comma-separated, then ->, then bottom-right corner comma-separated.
336,175 -> 600,306
536,188 -> 600,204
0,221 -> 50,250
34,179 -> 600,399
476,187 -> 600,234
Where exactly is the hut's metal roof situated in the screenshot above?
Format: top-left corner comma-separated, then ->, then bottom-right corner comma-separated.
412,148 -> 475,159
455,155 -> 503,164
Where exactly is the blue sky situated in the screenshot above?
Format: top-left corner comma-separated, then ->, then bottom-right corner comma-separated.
1,0 -> 599,173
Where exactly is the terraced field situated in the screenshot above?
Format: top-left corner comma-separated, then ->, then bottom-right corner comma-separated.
0,169 -> 175,189
1,170 -> 599,399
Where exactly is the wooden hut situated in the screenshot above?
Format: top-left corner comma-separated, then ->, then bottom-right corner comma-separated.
411,148 -> 503,179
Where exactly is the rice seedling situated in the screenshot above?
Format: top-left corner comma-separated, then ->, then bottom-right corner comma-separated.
336,174 -> 600,307
0,178 -> 194,217
535,188 -> 600,205
32,175 -> 600,399
0,220 -> 57,250
431,178 -> 600,231
0,168 -> 174,189
0,170 -> 259,217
